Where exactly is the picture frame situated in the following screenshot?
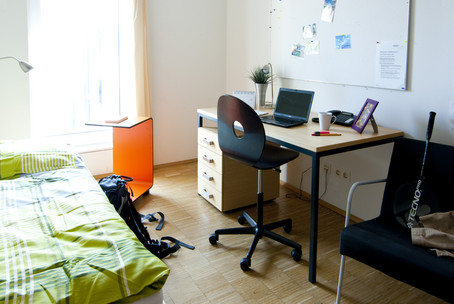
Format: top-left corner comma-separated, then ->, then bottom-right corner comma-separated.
351,98 -> 379,133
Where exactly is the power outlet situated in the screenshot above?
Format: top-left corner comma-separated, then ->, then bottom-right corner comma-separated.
334,167 -> 351,181
322,162 -> 331,174
342,170 -> 351,181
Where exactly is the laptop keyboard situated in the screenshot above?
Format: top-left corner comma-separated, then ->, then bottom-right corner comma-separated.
277,117 -> 297,124
261,115 -> 304,126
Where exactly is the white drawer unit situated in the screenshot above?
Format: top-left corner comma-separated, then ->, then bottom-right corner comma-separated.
197,127 -> 279,211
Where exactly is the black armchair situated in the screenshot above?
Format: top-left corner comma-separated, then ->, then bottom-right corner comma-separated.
336,137 -> 454,303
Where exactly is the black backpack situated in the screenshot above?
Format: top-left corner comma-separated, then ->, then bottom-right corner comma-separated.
99,175 -> 194,259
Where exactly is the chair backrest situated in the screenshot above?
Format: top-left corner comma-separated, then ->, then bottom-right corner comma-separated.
380,137 -> 454,223
217,95 -> 266,167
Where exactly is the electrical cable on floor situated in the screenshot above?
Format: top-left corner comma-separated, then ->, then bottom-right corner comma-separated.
286,167 -> 312,201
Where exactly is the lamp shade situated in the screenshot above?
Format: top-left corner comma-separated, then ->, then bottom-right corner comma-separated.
0,56 -> 34,73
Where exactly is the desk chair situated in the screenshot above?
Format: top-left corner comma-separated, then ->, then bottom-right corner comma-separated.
208,95 -> 303,270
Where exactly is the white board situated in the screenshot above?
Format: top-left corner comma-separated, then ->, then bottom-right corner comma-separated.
271,0 -> 410,90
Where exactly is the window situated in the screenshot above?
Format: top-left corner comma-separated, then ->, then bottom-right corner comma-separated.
28,0 -> 136,146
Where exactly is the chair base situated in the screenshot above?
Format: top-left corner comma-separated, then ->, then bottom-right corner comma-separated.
209,210 -> 302,270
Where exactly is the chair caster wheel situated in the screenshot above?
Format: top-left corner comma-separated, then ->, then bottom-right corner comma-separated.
209,233 -> 218,245
283,222 -> 292,233
238,214 -> 247,225
240,257 -> 251,271
292,248 -> 302,262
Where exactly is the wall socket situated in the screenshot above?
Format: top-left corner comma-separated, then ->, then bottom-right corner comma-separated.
322,161 -> 351,181
322,163 -> 331,174
334,166 -> 351,181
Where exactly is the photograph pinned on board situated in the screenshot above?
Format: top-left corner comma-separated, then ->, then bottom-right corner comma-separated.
302,24 -> 317,39
291,43 -> 305,58
335,34 -> 351,50
321,0 -> 336,22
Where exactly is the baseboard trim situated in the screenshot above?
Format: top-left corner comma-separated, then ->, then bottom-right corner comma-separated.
93,158 -> 198,180
154,158 -> 197,169
280,180 -> 362,223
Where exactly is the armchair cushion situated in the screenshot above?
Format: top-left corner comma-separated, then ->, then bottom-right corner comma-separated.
341,218 -> 454,301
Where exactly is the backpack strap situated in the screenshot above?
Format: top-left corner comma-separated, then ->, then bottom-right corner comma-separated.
141,212 -> 165,230
147,236 -> 195,259
161,236 -> 195,250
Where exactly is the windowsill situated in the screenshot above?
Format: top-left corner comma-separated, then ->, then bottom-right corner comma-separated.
74,143 -> 113,154
42,129 -> 113,154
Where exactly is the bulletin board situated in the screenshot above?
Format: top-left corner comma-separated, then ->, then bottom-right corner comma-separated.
270,0 -> 410,90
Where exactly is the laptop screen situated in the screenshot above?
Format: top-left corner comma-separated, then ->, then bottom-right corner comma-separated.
274,88 -> 314,120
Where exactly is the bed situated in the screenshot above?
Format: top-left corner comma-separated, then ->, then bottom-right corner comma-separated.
0,140 -> 169,303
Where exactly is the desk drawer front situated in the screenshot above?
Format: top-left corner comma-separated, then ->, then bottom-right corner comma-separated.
197,180 -> 221,210
198,162 -> 221,191
198,146 -> 222,172
198,127 -> 221,154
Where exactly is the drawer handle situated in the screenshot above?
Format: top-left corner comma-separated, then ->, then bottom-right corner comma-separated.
201,188 -> 214,200
202,172 -> 214,181
202,138 -> 214,146
202,155 -> 214,163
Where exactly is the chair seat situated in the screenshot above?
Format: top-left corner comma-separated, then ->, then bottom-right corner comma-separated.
254,144 -> 299,170
225,143 -> 299,170
341,217 -> 454,302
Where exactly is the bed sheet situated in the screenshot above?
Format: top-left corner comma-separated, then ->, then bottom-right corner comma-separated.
0,142 -> 169,303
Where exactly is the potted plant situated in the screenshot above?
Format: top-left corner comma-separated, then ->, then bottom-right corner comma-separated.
249,65 -> 272,107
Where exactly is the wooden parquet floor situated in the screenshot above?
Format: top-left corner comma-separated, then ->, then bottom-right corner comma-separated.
134,161 -> 446,304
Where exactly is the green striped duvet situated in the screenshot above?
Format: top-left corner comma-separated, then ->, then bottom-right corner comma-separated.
0,142 -> 169,303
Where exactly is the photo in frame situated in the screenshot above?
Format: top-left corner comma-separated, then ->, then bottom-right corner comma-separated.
351,98 -> 379,133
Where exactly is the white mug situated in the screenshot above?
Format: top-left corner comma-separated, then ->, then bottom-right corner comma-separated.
319,112 -> 337,130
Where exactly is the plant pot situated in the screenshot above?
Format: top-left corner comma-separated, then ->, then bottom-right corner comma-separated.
255,83 -> 268,108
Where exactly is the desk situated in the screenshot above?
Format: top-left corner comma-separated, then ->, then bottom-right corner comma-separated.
86,117 -> 154,201
197,107 -> 403,283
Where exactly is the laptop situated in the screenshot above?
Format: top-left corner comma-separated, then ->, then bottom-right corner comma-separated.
260,88 -> 314,127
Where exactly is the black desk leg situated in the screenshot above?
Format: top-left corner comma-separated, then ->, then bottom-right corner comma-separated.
309,155 -> 320,283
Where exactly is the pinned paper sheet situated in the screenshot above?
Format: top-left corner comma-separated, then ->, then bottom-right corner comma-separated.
305,40 -> 320,55
375,41 -> 408,90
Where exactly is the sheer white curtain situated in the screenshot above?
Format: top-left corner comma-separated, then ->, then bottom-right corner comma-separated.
133,0 -> 151,117
29,0 -> 148,142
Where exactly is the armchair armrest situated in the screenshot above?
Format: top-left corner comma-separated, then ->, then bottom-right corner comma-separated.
344,178 -> 387,228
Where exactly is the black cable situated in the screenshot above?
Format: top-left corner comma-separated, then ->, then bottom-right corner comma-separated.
286,167 -> 312,201
319,167 -> 329,199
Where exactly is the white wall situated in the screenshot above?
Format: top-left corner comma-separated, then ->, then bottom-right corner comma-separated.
0,0 -> 31,139
147,0 -> 227,165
